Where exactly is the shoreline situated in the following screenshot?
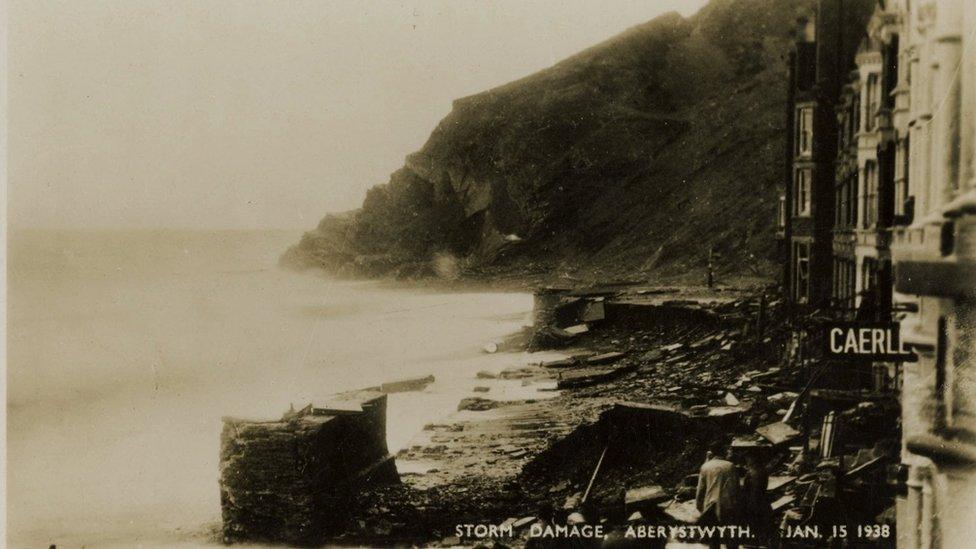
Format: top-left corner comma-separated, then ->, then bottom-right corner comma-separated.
321,288 -> 790,547
8,262 -> 540,549
24,283 -> 785,548
298,265 -> 774,298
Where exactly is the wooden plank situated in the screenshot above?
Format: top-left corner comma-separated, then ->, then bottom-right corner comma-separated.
767,475 -> 797,492
587,351 -> 627,365
771,494 -> 796,512
756,422 -> 801,445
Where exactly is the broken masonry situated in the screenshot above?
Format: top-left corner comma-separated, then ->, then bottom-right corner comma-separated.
219,391 -> 400,546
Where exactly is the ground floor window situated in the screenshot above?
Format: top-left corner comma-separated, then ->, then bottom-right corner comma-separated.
857,257 -> 880,315
793,241 -> 810,304
832,257 -> 856,311
861,258 -> 877,295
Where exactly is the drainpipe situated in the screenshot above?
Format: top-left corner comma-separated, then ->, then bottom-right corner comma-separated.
905,464 -> 923,549
786,48 -> 797,324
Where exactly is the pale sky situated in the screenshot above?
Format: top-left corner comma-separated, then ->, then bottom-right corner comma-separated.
8,0 -> 707,230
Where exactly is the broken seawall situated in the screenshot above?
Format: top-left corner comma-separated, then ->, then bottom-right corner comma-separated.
219,391 -> 399,546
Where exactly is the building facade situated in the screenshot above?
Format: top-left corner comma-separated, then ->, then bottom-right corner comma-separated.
853,7 -> 898,319
887,0 -> 976,547
834,70 -> 861,312
785,12 -> 827,310
784,0 -> 878,312
784,0 -> 976,546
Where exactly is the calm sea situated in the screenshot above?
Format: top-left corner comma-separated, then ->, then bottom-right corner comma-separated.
7,229 -> 540,547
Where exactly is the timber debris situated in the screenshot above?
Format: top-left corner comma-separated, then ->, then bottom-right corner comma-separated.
220,286 -> 901,546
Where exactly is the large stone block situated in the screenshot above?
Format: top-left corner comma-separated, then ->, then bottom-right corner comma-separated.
219,392 -> 399,545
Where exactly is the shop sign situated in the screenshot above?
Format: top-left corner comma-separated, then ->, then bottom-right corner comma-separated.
824,321 -> 917,362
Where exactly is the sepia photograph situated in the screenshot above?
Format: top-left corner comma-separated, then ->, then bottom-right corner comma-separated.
4,0 -> 975,547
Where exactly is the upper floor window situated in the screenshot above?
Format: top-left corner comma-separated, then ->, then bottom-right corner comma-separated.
895,137 -> 910,217
796,106 -> 814,157
865,73 -> 880,131
794,167 -> 812,217
803,17 -> 816,42
778,195 -> 786,229
835,183 -> 844,227
883,37 -> 899,109
837,178 -> 848,228
863,161 -> 878,227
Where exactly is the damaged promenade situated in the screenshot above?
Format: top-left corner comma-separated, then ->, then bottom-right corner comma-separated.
220,284 -> 901,548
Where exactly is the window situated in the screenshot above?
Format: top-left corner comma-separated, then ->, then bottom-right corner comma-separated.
895,138 -> 908,216
793,242 -> 810,304
835,183 -> 843,227
862,258 -> 877,294
796,106 -> 814,157
838,119 -> 845,152
838,179 -> 848,228
833,259 -> 857,310
865,73 -> 879,131
836,174 -> 857,229
839,260 -> 846,306
883,37 -> 899,109
847,261 -> 856,309
794,168 -> 812,216
864,161 -> 878,227
778,195 -> 786,229
842,261 -> 847,305
836,259 -> 844,307
845,109 -> 852,144
845,94 -> 858,146
832,260 -> 838,301
832,258 -> 854,307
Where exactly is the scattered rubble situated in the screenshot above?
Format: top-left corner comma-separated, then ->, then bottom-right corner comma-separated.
556,363 -> 637,389
585,351 -> 627,365
564,324 -> 589,335
233,288 -> 900,547
539,357 -> 578,368
457,397 -> 501,411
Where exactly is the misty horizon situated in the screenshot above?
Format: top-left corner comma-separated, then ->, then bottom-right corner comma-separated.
8,0 -> 706,232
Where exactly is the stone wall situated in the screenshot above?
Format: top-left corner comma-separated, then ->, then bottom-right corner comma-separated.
219,392 -> 399,545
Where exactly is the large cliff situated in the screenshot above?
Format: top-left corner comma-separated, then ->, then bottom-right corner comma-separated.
282,0 -> 807,284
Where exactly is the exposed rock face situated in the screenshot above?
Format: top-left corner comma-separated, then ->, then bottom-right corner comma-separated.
282,0 -> 809,283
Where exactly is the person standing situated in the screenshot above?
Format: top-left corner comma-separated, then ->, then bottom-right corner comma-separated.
696,441 -> 740,549
741,450 -> 773,545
